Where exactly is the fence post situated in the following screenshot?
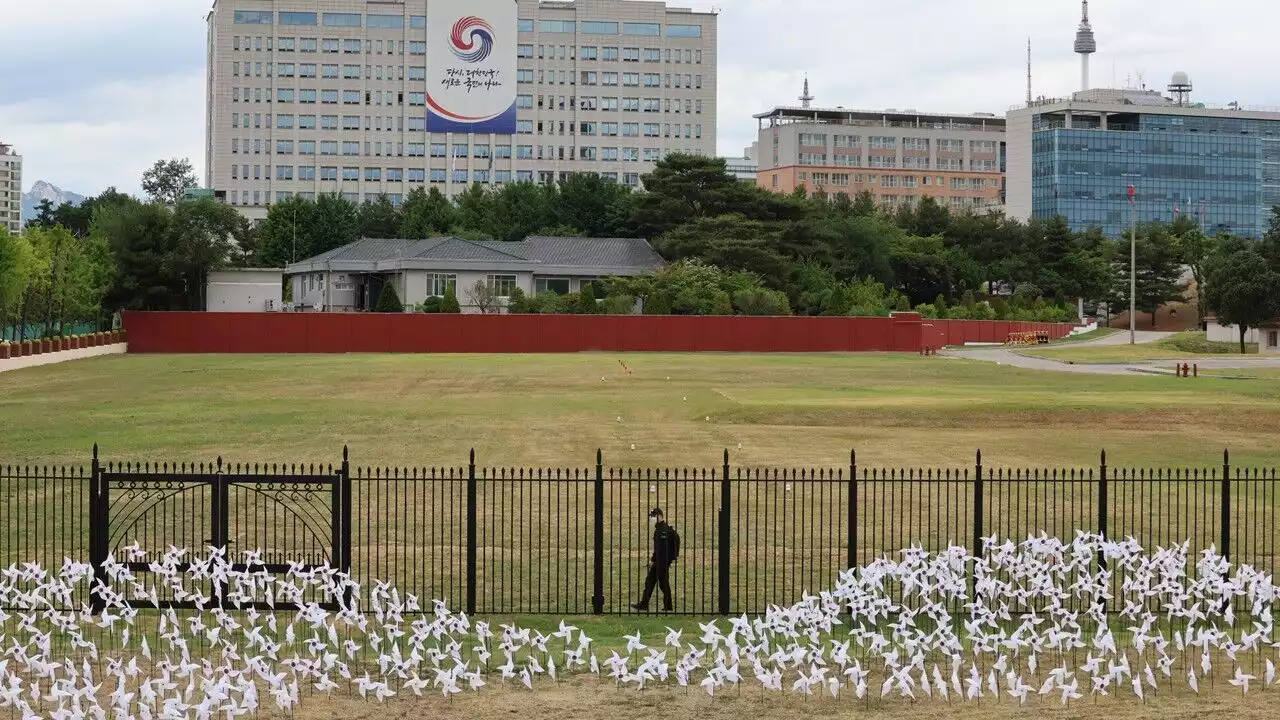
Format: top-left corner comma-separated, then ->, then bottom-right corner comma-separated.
339,446 -> 352,578
1221,449 -> 1231,563
1096,449 -> 1108,614
466,449 -> 477,616
847,450 -> 857,570
89,443 -> 105,613
592,449 -> 605,615
718,449 -> 731,615
972,450 -> 984,561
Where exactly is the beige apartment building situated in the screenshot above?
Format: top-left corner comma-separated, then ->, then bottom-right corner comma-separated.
755,107 -> 1006,211
0,143 -> 21,234
205,0 -> 718,220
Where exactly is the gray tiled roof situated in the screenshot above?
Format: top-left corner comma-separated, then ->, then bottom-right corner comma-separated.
287,235 -> 664,274
523,236 -> 665,270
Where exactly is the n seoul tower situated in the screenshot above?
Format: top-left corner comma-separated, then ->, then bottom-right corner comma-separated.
1073,0 -> 1097,91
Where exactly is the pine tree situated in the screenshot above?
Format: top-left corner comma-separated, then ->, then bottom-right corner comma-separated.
374,282 -> 403,313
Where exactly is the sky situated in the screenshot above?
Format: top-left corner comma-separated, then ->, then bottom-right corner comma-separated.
2,0 -> 1278,198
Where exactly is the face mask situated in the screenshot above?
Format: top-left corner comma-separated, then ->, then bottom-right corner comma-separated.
650,517 -> 658,526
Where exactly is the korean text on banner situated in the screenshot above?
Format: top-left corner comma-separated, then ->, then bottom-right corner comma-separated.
426,0 -> 518,134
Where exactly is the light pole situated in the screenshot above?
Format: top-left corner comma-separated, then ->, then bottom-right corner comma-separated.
1127,184 -> 1136,344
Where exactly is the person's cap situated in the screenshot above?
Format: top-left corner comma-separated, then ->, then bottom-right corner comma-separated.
649,507 -> 664,517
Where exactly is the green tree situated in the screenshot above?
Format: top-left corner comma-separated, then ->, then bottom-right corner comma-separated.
488,182 -> 554,241
440,293 -> 462,313
141,157 -> 198,206
553,173 -> 632,236
851,190 -> 877,217
26,199 -> 57,230
506,287 -> 535,313
254,195 -> 313,266
399,187 -> 455,238
0,232 -> 36,334
732,288 -> 791,316
358,194 -> 402,238
1204,249 -> 1280,353
373,282 -> 404,312
165,198 -> 246,309
454,184 -> 494,236
94,199 -> 182,311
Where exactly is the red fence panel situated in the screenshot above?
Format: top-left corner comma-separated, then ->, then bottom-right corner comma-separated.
121,311 -> 1076,355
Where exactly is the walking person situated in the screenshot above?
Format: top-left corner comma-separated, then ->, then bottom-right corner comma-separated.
631,507 -> 680,612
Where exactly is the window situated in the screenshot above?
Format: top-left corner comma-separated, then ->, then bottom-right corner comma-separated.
409,66 -> 426,80
539,20 -> 576,33
275,166 -> 294,180
643,123 -> 660,137
320,166 -> 338,181
798,153 -> 826,166
603,72 -> 619,86
517,69 -> 534,84
425,274 -> 457,298
517,94 -> 534,109
408,117 -> 426,131
278,38 -> 296,52
937,139 -> 963,153
603,47 -> 619,61
622,97 -> 640,112
234,10 -> 272,24
342,64 -> 360,78
279,12 -> 316,26
276,140 -> 294,154
277,63 -> 295,77
452,143 -> 468,157
410,15 -> 425,29
321,39 -> 339,53
902,138 -> 929,152
429,168 -> 447,182
517,145 -> 534,159
869,136 -> 897,149
407,143 -> 425,157
623,123 -> 639,137
403,168 -> 423,183
970,140 -> 997,154
518,18 -> 534,32
622,147 -> 639,162
902,156 -> 929,170
322,65 -> 339,79
276,114 -> 294,129
453,169 -> 468,183
320,140 -> 339,155
623,22 -> 660,36
300,38 -> 317,52
299,115 -> 317,130
666,24 -> 701,37
622,47 -> 640,62
644,73 -> 660,87
487,275 -> 517,298
342,141 -> 359,155
343,39 -> 361,53
367,14 -> 403,29
535,278 -> 571,295
494,145 -> 512,158
517,120 -> 534,134
276,88 -> 294,103
1269,330 -> 1278,348
581,46 -> 599,60
299,64 -> 316,78
409,41 -> 426,55
386,168 -> 404,181
868,155 -> 896,168
601,122 -> 618,136
342,90 -> 360,104
323,13 -> 361,27
644,48 -> 661,62
407,92 -> 425,106
581,21 -> 618,35
799,133 -> 827,147
342,167 -> 359,181
517,44 -> 534,58
622,73 -> 639,86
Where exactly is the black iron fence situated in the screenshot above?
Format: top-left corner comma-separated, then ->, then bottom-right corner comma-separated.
1,447 -> 1276,615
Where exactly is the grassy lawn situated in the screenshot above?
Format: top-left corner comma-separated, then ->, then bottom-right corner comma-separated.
2,352 -> 1280,469
1198,367 -> 1280,379
1020,331 -> 1259,365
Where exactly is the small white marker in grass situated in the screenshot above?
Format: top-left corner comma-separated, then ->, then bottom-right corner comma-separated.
630,444 -> 636,450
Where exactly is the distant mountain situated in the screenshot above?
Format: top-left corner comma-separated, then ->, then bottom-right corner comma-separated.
21,181 -> 87,224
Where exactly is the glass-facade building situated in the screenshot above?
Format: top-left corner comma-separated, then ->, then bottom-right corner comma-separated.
1009,99 -> 1280,238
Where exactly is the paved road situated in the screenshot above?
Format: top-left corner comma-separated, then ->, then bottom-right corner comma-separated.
942,329 -> 1280,375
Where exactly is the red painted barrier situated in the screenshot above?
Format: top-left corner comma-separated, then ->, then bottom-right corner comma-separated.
121,312 -> 1076,355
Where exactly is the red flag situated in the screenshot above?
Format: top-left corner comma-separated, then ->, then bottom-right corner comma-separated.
1126,184 -> 1135,202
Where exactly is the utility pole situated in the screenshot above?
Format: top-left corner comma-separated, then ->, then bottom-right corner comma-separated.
1128,184 -> 1137,344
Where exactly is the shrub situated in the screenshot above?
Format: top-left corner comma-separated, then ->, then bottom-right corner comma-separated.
374,283 -> 403,312
576,283 -> 600,314
507,287 -> 535,314
914,303 -> 938,319
733,288 -> 791,316
419,296 -> 442,313
601,294 -> 636,315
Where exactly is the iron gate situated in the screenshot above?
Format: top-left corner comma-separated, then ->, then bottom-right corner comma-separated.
89,449 -> 351,610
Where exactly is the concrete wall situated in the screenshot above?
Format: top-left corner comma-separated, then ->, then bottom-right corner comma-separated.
206,269 -> 283,312
1003,109 -> 1034,221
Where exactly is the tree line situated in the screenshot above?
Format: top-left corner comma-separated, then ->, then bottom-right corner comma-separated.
5,154 -> 1280,339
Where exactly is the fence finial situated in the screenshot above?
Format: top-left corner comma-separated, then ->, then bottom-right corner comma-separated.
596,448 -> 602,465
216,456 -> 223,472
850,449 -> 856,465
1223,448 -> 1229,465
975,449 -> 982,465
1100,448 -> 1106,465
343,445 -> 349,463
723,448 -> 729,464
92,443 -> 98,461
469,448 -> 475,465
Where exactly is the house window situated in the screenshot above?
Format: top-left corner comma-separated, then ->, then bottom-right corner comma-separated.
425,273 -> 457,298
535,277 -> 571,295
1270,330 -> 1278,348
487,274 -> 517,298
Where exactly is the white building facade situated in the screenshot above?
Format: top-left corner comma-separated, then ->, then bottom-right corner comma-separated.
205,0 -> 718,220
0,143 -> 22,234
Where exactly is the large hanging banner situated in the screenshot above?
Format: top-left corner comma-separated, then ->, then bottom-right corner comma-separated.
427,0 -> 518,134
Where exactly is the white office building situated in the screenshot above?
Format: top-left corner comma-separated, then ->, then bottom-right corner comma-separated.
0,143 -> 22,234
205,0 -> 718,220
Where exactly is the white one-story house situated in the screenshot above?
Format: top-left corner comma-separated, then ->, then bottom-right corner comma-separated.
284,235 -> 665,313
1205,317 -> 1280,354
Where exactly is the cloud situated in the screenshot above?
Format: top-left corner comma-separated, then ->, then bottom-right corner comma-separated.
0,73 -> 205,198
